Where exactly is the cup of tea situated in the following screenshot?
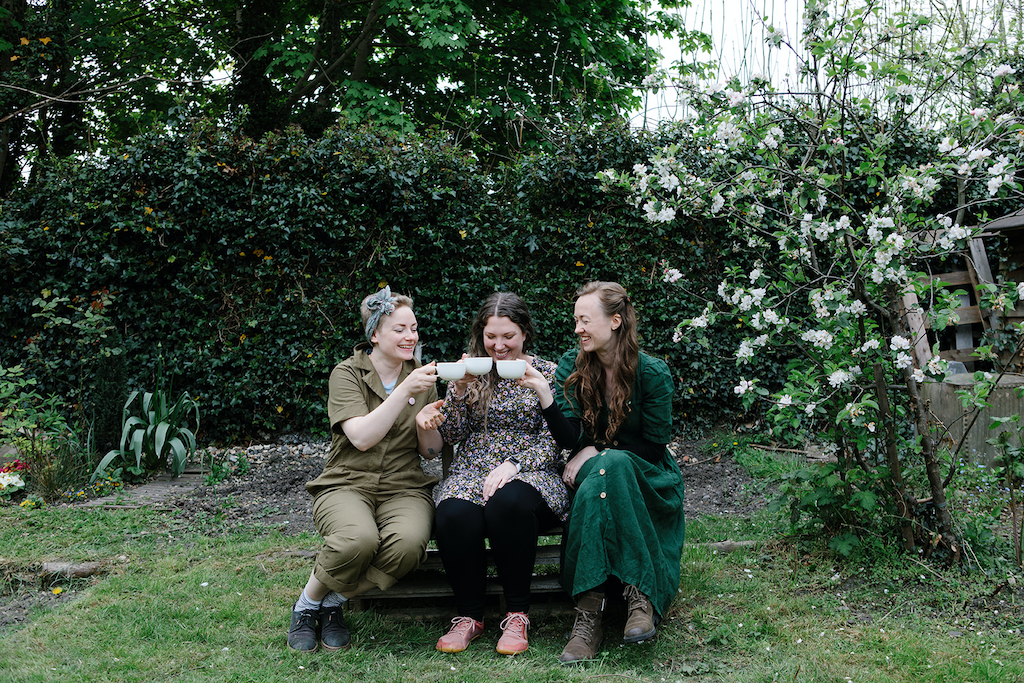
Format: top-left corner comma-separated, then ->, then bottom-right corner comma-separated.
464,357 -> 493,375
496,359 -> 527,379
436,362 -> 467,381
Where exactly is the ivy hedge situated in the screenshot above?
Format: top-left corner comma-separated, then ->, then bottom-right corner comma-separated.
0,118 -> 782,443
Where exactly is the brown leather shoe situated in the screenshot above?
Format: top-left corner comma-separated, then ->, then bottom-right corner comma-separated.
558,590 -> 605,664
622,584 -> 657,643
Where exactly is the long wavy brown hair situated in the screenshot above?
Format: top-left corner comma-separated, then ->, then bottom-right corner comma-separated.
564,281 -> 639,443
464,292 -> 536,423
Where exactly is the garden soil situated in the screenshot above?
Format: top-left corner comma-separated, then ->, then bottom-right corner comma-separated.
166,437 -> 766,536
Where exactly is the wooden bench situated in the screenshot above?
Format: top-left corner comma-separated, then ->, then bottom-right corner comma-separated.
349,528 -> 569,618
349,445 -> 572,618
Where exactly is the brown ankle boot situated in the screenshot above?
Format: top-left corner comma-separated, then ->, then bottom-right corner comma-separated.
558,590 -> 605,664
622,584 -> 657,643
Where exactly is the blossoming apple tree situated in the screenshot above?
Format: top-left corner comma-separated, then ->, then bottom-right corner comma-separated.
602,0 -> 1023,559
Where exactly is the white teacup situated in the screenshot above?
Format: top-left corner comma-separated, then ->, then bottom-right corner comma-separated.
464,357 -> 493,375
436,362 -> 467,381
496,359 -> 527,379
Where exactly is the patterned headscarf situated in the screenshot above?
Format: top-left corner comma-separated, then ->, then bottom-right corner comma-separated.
365,285 -> 398,342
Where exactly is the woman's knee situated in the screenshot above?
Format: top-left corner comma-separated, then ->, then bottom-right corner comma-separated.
485,481 -> 538,521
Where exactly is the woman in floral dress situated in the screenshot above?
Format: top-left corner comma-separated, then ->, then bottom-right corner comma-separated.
428,292 -> 570,656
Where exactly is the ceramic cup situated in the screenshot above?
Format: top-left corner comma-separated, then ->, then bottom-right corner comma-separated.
496,359 -> 527,379
464,357 -> 493,375
436,362 -> 467,381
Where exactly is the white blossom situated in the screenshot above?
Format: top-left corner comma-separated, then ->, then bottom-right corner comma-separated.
737,340 -> 755,362
711,194 -> 726,214
927,356 -> 948,375
889,335 -> 911,351
861,339 -> 881,352
912,368 -> 926,383
734,379 -> 755,395
828,370 -> 851,388
994,64 -> 1017,78
895,352 -> 913,369
663,268 -> 682,284
801,329 -> 834,349
779,394 -> 793,406
968,148 -> 993,162
716,122 -> 743,146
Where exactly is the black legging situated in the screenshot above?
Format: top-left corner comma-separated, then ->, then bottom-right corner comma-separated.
434,480 -> 560,621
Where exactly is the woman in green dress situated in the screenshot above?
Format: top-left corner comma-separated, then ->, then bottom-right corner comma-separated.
554,281 -> 686,664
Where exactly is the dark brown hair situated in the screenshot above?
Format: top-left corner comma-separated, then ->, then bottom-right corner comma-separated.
564,281 -> 638,442
465,292 -> 536,418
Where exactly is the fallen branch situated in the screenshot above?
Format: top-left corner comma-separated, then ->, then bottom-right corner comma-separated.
40,561 -> 104,579
749,444 -> 809,455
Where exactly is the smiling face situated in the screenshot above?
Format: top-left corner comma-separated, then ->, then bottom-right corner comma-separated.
370,305 -> 418,362
573,293 -> 621,356
482,315 -> 526,361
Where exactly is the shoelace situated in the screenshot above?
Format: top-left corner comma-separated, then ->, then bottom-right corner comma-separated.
569,608 -> 597,643
295,611 -> 317,628
624,585 -> 650,614
499,612 -> 530,636
447,616 -> 480,636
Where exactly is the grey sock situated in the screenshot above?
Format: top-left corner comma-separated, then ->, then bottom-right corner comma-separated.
294,590 -> 320,613
320,591 -> 348,608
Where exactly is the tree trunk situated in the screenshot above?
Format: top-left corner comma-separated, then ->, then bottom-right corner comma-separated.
230,0 -> 288,140
874,362 -> 917,552
0,0 -> 27,196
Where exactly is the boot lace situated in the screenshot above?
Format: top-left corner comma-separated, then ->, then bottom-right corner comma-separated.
569,607 -> 598,643
624,584 -> 650,614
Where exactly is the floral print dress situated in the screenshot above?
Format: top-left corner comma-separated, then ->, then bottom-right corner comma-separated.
435,356 -> 569,521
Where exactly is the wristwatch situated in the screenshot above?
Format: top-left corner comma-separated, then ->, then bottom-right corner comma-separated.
506,457 -> 522,473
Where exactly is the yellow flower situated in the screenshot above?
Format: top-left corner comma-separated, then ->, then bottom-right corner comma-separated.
39,37 -> 52,45
575,261 -> 584,267
459,230 -> 467,239
144,207 -> 153,215
239,334 -> 247,343
20,37 -> 28,45
52,587 -> 63,595
146,226 -> 153,232
276,406 -> 283,413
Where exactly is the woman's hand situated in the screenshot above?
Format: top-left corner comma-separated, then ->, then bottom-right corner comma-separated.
517,363 -> 553,408
448,354 -> 478,398
399,362 -> 438,397
416,399 -> 445,431
562,446 -> 599,488
482,461 -> 519,502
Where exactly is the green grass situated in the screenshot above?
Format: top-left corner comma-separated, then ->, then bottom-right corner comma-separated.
2,461 -> 1024,682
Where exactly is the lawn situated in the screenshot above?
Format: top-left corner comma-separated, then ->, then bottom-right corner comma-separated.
2,452 -> 1023,683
